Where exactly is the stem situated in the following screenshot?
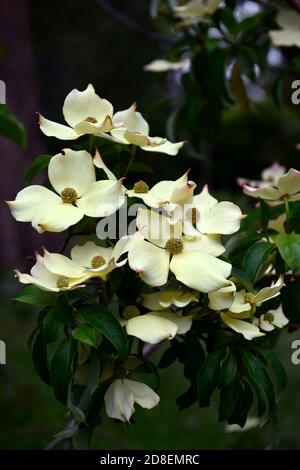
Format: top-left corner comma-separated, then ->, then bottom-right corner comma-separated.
123,145 -> 137,176
88,135 -> 95,155
284,196 -> 290,224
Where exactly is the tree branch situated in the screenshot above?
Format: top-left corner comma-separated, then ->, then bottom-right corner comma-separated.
94,0 -> 174,45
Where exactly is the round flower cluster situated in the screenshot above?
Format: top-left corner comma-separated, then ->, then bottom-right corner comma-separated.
7,85 -> 290,423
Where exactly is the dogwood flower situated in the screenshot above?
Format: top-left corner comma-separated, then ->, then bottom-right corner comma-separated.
70,238 -> 132,279
218,277 -> 285,340
121,306 -> 193,344
110,103 -> 184,155
174,0 -> 221,22
140,289 -> 199,311
183,185 -> 244,237
144,59 -> 189,73
104,378 -> 159,422
127,208 -> 231,291
15,249 -> 94,292
126,171 -> 196,209
269,9 -> 300,48
237,162 -> 286,189
240,168 -> 300,205
7,149 -> 125,233
254,305 -> 289,332
38,84 -> 114,140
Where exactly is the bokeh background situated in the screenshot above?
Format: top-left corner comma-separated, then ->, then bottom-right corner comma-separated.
1,0 -> 300,449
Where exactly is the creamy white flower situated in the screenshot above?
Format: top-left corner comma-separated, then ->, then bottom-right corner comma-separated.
269,9 -> 300,48
208,281 -> 236,311
144,59 -> 188,72
122,310 -> 193,344
38,84 -> 114,140
15,250 -> 93,292
238,162 -> 286,188
241,168 -> 300,205
219,277 -> 285,340
183,185 -> 244,237
225,417 -> 260,433
141,289 -> 199,311
220,312 -> 265,341
174,0 -> 221,22
126,209 -> 231,291
126,171 -> 196,209
254,305 -> 289,332
110,103 -> 184,155
70,238 -> 131,280
104,378 -> 159,422
7,149 -> 125,233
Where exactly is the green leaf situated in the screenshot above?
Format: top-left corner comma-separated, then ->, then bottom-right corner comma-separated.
240,349 -> 275,417
42,309 -> 64,343
197,347 -> 225,407
243,241 -> 274,283
79,305 -> 128,361
72,426 -> 92,450
177,385 -> 197,410
158,345 -> 178,369
218,379 -> 241,422
254,346 -> 287,392
79,352 -> 101,412
15,285 -> 55,306
225,231 -> 261,265
31,330 -> 50,385
184,332 -> 205,380
72,325 -> 98,348
275,234 -> 300,272
231,267 -> 253,292
0,104 -> 26,147
217,7 -> 237,33
50,336 -> 76,404
226,379 -> 253,426
219,351 -> 238,388
25,154 -> 52,184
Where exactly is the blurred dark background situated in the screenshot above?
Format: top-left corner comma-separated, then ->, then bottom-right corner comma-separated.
1,0 -> 300,449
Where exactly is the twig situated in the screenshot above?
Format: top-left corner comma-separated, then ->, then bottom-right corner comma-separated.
60,231 -> 81,253
94,0 -> 175,45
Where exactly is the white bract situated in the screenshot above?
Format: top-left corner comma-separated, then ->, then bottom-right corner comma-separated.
238,162 -> 286,190
70,238 -> 132,279
39,84 -> 114,140
269,9 -> 300,48
127,171 -> 195,209
144,59 -> 189,72
104,378 -> 159,422
240,167 -> 300,205
15,249 -> 94,292
110,103 -> 184,155
140,289 -> 199,310
126,208 -> 231,291
121,310 -> 193,344
7,149 -> 125,233
174,0 -> 221,22
217,277 -> 285,340
183,185 -> 244,237
126,171 -> 196,209
254,305 -> 289,332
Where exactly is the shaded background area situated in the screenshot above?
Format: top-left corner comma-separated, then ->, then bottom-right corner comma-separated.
1,0 -> 300,449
